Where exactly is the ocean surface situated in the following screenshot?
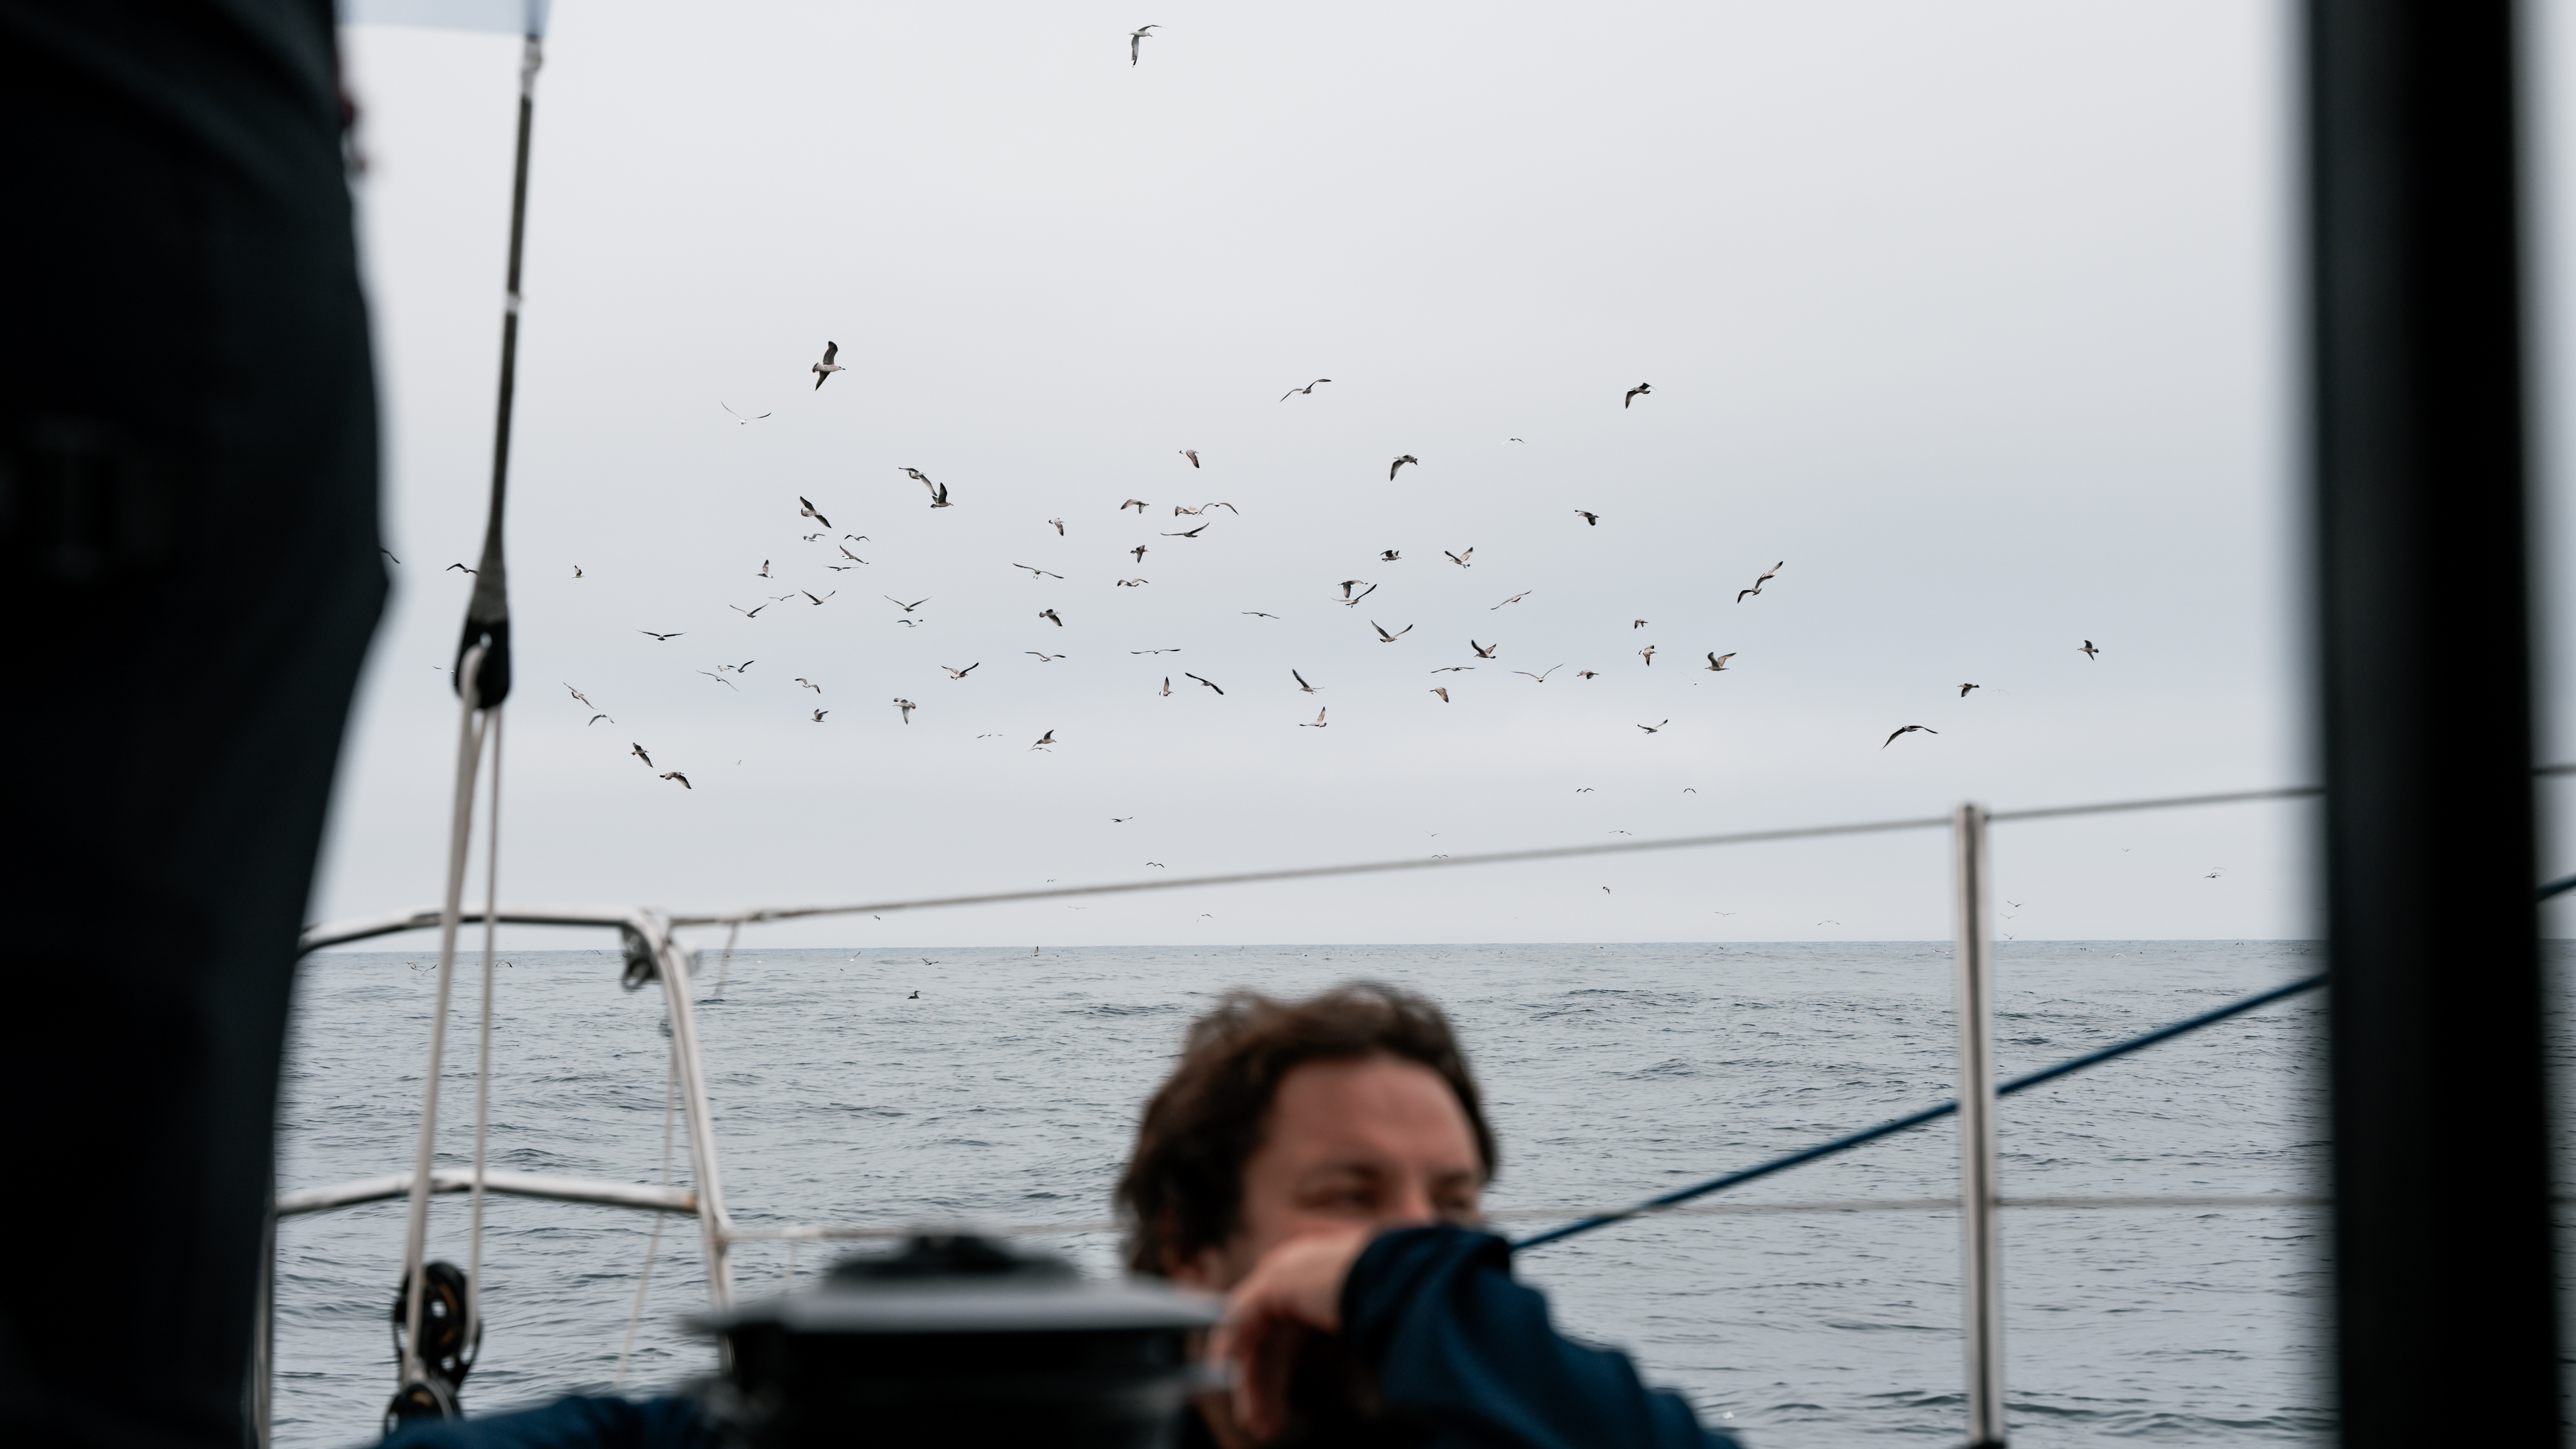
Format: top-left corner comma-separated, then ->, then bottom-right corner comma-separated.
276,940 -> 2408,1447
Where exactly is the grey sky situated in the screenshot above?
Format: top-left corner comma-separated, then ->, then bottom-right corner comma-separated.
311,2 -> 2576,949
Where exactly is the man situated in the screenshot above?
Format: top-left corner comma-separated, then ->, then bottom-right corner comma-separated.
1118,982 -> 1741,1448
2,3 -> 384,1445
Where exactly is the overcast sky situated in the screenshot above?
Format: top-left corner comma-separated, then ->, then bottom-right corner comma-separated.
307,2 -> 2576,949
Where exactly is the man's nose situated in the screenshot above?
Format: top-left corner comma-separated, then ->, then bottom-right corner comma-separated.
1379,1178 -> 1439,1227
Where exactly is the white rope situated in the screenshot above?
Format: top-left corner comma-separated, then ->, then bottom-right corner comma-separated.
612,1035 -> 679,1389
398,645 -> 489,1387
464,708 -> 504,1353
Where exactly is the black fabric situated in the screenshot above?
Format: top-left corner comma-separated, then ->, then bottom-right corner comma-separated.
381,1396 -> 723,1449
1337,1225 -> 1741,1449
0,3 -> 383,1447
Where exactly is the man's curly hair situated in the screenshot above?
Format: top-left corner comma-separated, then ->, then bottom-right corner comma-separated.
1115,981 -> 1496,1276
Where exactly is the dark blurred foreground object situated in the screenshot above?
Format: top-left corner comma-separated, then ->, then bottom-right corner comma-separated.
2307,3 -> 2563,1444
696,1235 -> 1221,1449
0,1 -> 383,1446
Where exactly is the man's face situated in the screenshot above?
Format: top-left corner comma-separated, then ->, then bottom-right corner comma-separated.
1176,1053 -> 1485,1292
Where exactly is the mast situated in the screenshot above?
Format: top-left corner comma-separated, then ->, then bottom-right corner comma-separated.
2307,3 -> 2560,1441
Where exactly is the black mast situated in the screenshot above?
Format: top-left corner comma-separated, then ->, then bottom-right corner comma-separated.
2309,3 -> 2560,1441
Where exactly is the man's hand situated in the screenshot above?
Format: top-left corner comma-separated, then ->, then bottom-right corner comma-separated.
1212,1225 -> 1375,1441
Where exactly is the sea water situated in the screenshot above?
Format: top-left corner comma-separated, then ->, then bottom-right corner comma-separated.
277,940 -> 2390,1447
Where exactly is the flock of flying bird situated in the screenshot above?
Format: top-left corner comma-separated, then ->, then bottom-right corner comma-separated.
518,337 -> 2107,791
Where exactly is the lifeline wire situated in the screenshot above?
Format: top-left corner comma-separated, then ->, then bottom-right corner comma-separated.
1511,971 -> 2328,1251
465,710 -> 504,1351
612,1035 -> 680,1389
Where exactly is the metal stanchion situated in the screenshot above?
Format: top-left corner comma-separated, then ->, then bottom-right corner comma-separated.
1951,803 -> 2006,1448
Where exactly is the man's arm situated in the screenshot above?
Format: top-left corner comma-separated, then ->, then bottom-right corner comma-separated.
1338,1224 -> 1741,1449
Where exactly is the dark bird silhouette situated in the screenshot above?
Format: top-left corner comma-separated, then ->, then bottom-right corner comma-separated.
1578,669 -> 1599,679
1638,720 -> 1668,734
799,496 -> 831,528
631,743 -> 654,768
1883,724 -> 1938,748
1163,523 -> 1208,538
446,562 -> 475,574
1737,560 -> 1782,602
839,545 -> 868,563
1371,621 -> 1412,643
1038,608 -> 1063,627
796,678 -> 822,693
588,713 -> 611,726
941,663 -> 980,679
1013,563 -> 1064,580
1034,729 -> 1056,748
1120,498 -> 1149,512
758,560 -> 771,577
572,565 -> 581,577
1574,510 -> 1599,526
802,589 -> 834,606
1293,669 -> 1319,693
660,771 -> 692,788
1118,578 -> 1148,587
1337,583 -> 1378,607
1638,644 -> 1656,666
1243,611 -> 1278,618
1160,677 -> 1171,696
1389,454 -> 1419,480
638,631 -> 684,642
812,341 -> 843,389
886,596 -> 930,612
1186,672 -> 1224,695
1444,548 -> 1473,567
1624,382 -> 1652,408
2080,639 -> 2100,660
1280,378 -> 1330,401
1959,683 -> 1980,697
1027,651 -> 1065,662
1470,640 -> 1497,659
1704,651 -> 1735,672
811,709 -> 828,723
1131,544 -> 1148,562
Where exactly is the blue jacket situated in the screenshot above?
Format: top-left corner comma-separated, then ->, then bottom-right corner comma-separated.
383,1224 -> 1738,1449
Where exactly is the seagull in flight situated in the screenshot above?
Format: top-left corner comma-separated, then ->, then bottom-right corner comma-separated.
1120,498 -> 1149,512
1160,677 -> 1171,696
1704,651 -> 1735,672
1033,729 -> 1056,749
2080,639 -> 2100,660
1132,647 -> 1182,654
940,663 -> 980,679
799,497 -> 831,529
1293,669 -> 1320,693
588,713 -> 611,726
886,596 -> 930,612
1178,449 -> 1200,468
1638,720 -> 1669,734
757,560 -> 771,577
812,342 -> 843,389
1429,666 -> 1473,673
446,563 -> 475,574
1185,672 -> 1224,695
810,709 -> 828,723
1026,651 -> 1065,662
571,565 -> 581,577
1371,621 -> 1412,643
1280,378 -> 1330,401
1381,549 -> 1402,562
1578,669 -> 1598,679
839,545 -> 868,563
566,684 -> 596,708
1514,665 -> 1563,682
631,742 -> 654,768
1390,454 -> 1419,480
1959,682 -> 1980,696
721,402 -> 770,424
796,678 -> 822,693
916,474 -> 952,508
660,771 -> 692,788
1243,611 -> 1278,619
1038,608 -> 1063,627
1163,523 -> 1209,538
1624,382 -> 1652,409
1118,578 -> 1149,587
1492,591 -> 1529,609
1429,686 -> 1450,702
1301,708 -> 1328,727
1445,548 -> 1473,567
802,589 -> 835,606
697,670 -> 739,690
638,631 -> 683,642
1737,560 -> 1782,602
1130,23 -> 1156,64
1638,644 -> 1656,666
1883,724 -> 1938,748
1574,511 -> 1599,526
1013,563 -> 1064,579
1047,517 -> 1065,535
1469,640 -> 1498,658
1131,544 -> 1149,562
893,698 -> 916,722
1337,583 -> 1378,607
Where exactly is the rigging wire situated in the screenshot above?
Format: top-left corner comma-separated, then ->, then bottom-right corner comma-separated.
612,1035 -> 680,1389
397,645 -> 490,1389
464,711 -> 504,1353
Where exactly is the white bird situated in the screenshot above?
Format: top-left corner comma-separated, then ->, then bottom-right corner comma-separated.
1704,651 -> 1735,672
1444,548 -> 1473,567
1429,686 -> 1449,702
1737,560 -> 1782,602
1118,578 -> 1149,587
1371,621 -> 1412,643
1179,449 -> 1200,468
1470,640 -> 1498,659
1301,708 -> 1328,727
1639,645 -> 1657,666
631,742 -> 654,767
802,589 -> 834,606
797,678 -> 822,693
721,401 -> 771,424
1514,665 -> 1563,682
1130,23 -> 1157,64
1120,498 -> 1149,512
941,663 -> 980,679
660,771 -> 692,788
1492,591 -> 1529,609
1033,729 -> 1056,748
1039,608 -> 1064,627
565,683 -> 596,708
799,497 -> 831,528
1047,517 -> 1065,535
1293,669 -> 1320,693
1014,563 -> 1064,580
893,698 -> 916,722
811,343 -> 844,389
757,560 -> 770,577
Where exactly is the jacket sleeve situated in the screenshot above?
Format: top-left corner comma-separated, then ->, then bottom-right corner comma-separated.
1339,1224 -> 1742,1449
380,1395 -> 720,1449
